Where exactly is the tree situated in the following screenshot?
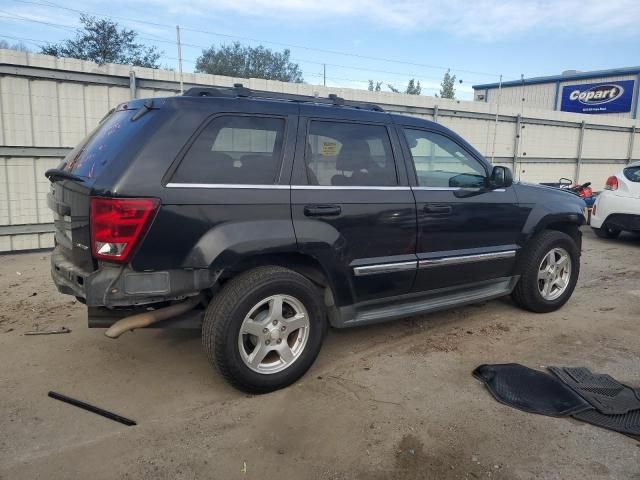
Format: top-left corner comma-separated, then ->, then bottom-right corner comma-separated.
381,79 -> 421,95
405,79 -> 421,95
368,80 -> 382,92
40,15 -> 161,68
439,69 -> 456,99
0,40 -> 30,52
196,42 -> 303,83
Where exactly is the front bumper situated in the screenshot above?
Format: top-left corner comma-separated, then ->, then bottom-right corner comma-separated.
51,245 -> 217,307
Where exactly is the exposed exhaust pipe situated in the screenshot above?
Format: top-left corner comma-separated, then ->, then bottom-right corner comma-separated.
104,295 -> 202,339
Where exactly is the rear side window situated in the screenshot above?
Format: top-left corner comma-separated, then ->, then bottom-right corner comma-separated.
623,166 -> 640,182
305,121 -> 397,186
64,109 -> 142,180
173,116 -> 285,185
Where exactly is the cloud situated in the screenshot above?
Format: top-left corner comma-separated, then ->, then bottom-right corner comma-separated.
144,0 -> 640,41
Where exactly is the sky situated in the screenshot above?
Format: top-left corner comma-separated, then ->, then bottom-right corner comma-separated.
0,0 -> 639,100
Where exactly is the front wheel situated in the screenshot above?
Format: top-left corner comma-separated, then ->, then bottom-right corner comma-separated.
511,230 -> 580,313
202,266 -> 326,393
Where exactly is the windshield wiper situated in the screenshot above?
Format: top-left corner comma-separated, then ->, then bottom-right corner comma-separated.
45,168 -> 85,183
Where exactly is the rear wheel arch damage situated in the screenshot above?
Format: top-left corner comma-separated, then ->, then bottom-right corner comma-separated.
210,252 -> 343,324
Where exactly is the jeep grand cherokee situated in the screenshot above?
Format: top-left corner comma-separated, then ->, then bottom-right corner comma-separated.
47,86 -> 585,393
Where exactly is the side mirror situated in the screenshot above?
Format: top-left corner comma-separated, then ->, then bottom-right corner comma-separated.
489,166 -> 513,189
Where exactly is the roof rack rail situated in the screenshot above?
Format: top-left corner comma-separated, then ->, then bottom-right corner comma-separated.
182,84 -> 385,112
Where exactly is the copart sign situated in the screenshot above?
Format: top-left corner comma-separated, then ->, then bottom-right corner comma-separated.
560,80 -> 635,114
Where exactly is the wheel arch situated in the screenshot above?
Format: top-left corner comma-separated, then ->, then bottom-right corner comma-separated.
215,251 -> 350,311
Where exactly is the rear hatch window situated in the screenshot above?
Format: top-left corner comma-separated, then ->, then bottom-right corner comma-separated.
63,106 -> 148,183
623,166 -> 640,183
49,102 -> 157,272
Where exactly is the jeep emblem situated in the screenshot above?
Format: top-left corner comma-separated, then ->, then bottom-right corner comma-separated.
569,84 -> 624,105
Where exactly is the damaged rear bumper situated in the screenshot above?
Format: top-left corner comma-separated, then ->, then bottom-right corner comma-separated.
50,245 -> 217,308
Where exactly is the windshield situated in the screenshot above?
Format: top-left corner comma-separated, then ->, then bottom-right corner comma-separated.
63,108 -> 142,180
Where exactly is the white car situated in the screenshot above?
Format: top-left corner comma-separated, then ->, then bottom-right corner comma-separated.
591,161 -> 640,238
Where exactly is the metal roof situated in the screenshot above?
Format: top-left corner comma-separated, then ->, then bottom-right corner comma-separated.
473,66 -> 640,90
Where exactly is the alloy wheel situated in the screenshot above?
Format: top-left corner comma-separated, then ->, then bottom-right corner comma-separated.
238,294 -> 310,374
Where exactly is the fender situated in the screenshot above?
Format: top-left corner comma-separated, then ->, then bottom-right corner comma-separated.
514,183 -> 586,245
187,219 -> 298,269
186,219 -> 356,308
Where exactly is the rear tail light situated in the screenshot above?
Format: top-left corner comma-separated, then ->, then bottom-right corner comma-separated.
90,197 -> 159,263
605,176 -> 619,191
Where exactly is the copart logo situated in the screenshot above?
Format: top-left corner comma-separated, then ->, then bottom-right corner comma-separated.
569,84 -> 624,105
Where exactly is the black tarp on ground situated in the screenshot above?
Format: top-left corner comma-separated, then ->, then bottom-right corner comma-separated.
474,363 -> 640,437
548,366 -> 640,415
472,364 -> 591,416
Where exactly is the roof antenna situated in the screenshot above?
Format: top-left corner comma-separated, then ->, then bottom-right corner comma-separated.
233,83 -> 251,97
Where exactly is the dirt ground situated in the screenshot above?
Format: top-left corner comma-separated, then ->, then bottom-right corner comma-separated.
1,228 -> 639,480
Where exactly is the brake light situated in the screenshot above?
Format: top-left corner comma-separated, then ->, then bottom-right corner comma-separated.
90,197 -> 159,263
605,176 -> 618,191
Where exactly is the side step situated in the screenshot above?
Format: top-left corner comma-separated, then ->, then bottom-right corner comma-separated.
336,276 -> 519,328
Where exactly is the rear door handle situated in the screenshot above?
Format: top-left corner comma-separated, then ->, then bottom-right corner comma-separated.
424,204 -> 452,214
304,205 -> 342,217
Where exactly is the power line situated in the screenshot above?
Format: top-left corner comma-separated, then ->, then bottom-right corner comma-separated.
9,0 -> 502,79
0,31 -> 429,88
0,13 -> 485,87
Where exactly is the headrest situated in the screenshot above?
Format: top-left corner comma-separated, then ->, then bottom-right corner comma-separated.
336,140 -> 372,171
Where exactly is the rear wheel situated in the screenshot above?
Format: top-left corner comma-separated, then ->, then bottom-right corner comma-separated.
512,230 -> 580,313
592,226 -> 621,239
202,266 -> 326,393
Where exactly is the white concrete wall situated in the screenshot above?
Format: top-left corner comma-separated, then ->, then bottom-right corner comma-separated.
1,49 -> 639,251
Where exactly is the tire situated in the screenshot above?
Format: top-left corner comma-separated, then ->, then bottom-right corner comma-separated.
511,230 -> 580,313
592,226 -> 621,239
202,266 -> 326,394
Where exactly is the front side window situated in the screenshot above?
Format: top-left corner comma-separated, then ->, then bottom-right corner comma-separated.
305,121 -> 398,186
172,116 -> 285,184
404,129 -> 487,188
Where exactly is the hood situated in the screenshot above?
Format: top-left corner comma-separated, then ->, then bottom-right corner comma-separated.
514,181 -> 587,208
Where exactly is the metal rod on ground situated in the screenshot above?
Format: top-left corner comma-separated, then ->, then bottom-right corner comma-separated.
176,25 -> 184,94
491,74 -> 503,163
48,391 -> 137,426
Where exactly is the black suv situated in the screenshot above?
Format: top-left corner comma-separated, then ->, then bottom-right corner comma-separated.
47,87 -> 585,393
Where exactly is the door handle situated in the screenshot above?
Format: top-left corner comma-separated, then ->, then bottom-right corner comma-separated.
424,204 -> 452,214
304,205 -> 342,217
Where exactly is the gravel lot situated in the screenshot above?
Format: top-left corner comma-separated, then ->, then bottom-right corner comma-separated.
1,228 -> 639,480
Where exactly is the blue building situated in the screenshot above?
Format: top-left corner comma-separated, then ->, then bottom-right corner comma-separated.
473,67 -> 640,119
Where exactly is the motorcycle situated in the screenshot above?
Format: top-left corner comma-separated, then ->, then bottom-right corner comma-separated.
542,177 -> 596,208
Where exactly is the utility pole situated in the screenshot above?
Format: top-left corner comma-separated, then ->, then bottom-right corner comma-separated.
323,64 -> 326,87
176,25 -> 184,94
490,74 -> 503,163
